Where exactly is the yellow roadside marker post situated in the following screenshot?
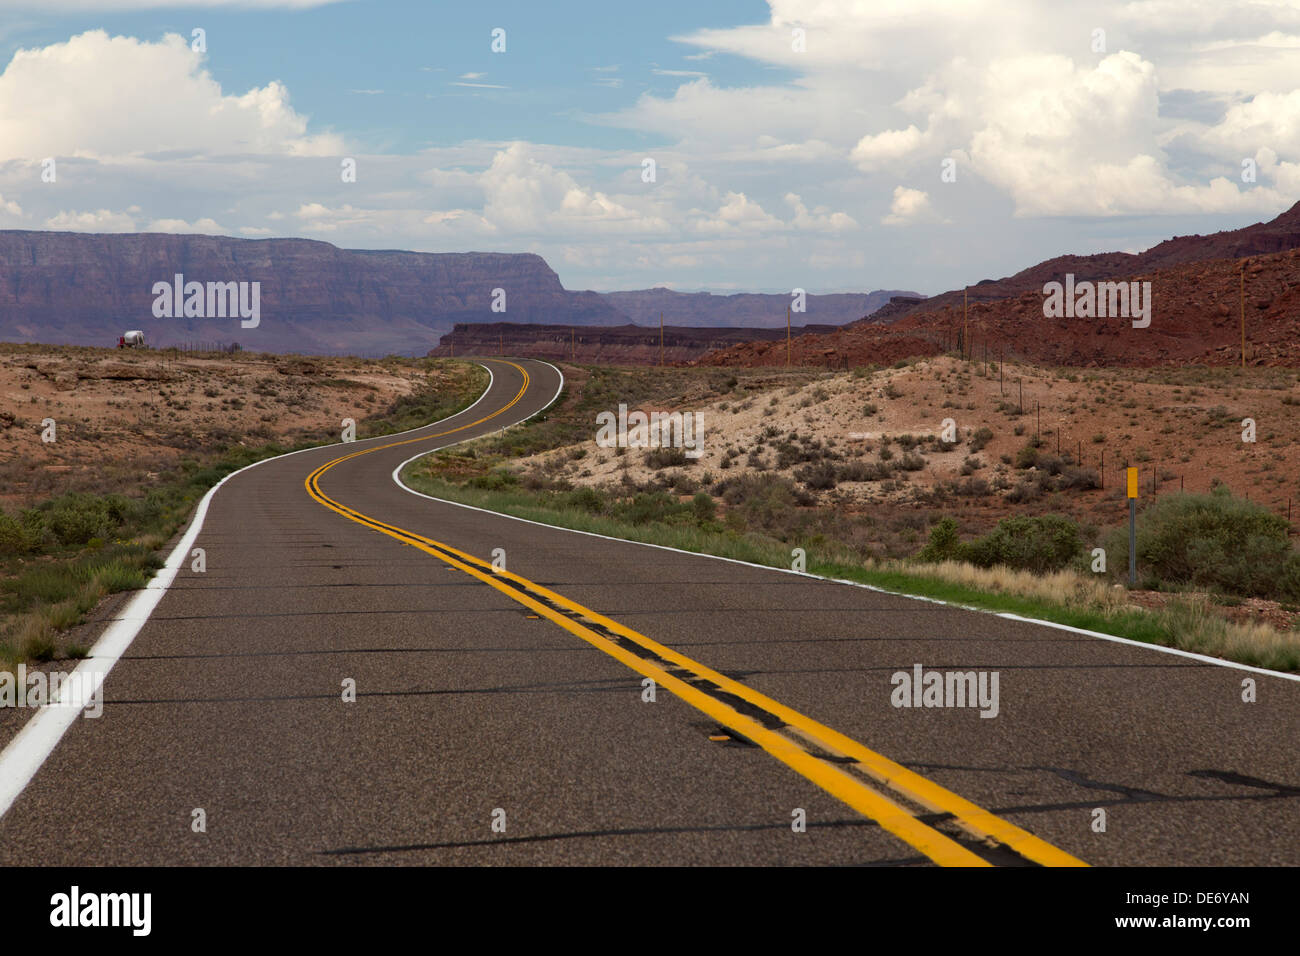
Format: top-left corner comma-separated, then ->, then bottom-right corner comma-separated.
1127,467 -> 1139,586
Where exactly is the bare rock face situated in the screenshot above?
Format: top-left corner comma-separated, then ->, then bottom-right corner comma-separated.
0,231 -> 626,355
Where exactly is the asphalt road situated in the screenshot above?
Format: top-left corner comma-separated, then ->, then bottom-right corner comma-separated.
0,357 -> 1296,866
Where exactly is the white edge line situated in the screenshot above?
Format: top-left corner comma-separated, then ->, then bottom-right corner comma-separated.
392,361 -> 1300,686
0,358 -> 502,821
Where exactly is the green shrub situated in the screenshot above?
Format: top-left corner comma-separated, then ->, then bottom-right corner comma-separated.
963,514 -> 1082,573
468,469 -> 519,491
564,486 -> 606,515
1106,488 -> 1300,599
1014,444 -> 1038,469
923,514 -> 1082,572
918,517 -> 963,562
0,510 -> 41,555
26,493 -> 139,547
616,491 -> 683,525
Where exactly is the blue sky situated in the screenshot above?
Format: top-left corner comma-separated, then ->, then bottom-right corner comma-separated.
0,0 -> 1296,297
0,1 -> 774,152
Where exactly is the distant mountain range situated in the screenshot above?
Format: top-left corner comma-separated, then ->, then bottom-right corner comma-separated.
602,287 -> 912,328
0,230 -> 914,354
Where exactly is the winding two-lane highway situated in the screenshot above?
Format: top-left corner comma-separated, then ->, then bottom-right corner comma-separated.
0,358 -> 1296,866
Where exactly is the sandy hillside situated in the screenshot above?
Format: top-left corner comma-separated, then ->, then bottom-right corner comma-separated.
519,357 -> 1300,532
0,345 -> 432,509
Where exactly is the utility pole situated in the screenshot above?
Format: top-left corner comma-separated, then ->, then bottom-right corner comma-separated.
1240,261 -> 1246,369
1000,348 -> 1003,395
963,288 -> 968,361
786,305 -> 791,367
571,326 -> 575,361
660,312 -> 664,366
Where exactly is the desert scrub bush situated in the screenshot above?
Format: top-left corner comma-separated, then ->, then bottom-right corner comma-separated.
1014,444 -> 1047,469
712,473 -> 814,516
955,476 -> 991,497
669,471 -> 698,494
31,493 -> 139,548
0,509 -> 46,555
563,486 -> 607,515
967,426 -> 994,452
965,514 -> 1083,573
795,460 -> 838,490
917,517 -> 963,563
645,446 -> 690,469
1055,464 -> 1101,490
838,460 -> 892,482
919,514 -> 1082,573
1104,487 -> 1300,600
615,491 -> 688,526
468,468 -> 520,491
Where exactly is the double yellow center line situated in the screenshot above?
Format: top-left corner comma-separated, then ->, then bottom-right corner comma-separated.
305,360 -> 1087,868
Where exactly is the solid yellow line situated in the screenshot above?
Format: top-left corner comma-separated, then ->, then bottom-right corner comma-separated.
304,365 -> 1087,868
321,508 -> 1085,867
305,480 -> 988,866
313,360 -> 530,468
